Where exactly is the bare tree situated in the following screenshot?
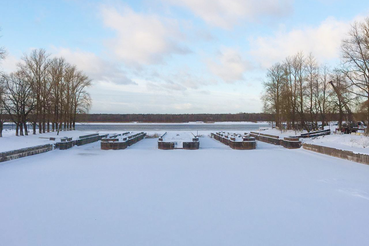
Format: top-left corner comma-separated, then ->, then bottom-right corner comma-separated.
19,49 -> 50,134
305,53 -> 319,129
341,18 -> 369,125
263,63 -> 286,129
2,71 -> 34,136
329,69 -> 352,130
0,78 -> 5,137
48,57 -> 66,133
317,66 -> 331,127
71,70 -> 91,130
0,31 -> 6,137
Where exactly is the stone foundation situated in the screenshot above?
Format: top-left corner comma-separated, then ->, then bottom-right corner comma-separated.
211,133 -> 256,150
101,132 -> 146,150
250,132 -> 301,149
0,144 -> 53,162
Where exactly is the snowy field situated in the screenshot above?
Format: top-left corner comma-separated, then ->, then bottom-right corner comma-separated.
1,136 -> 369,246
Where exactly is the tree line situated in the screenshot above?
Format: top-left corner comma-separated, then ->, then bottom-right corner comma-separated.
0,49 -> 91,137
262,18 -> 369,132
76,113 -> 274,123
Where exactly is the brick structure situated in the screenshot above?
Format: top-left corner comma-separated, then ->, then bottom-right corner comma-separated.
101,132 -> 146,150
211,132 -> 256,150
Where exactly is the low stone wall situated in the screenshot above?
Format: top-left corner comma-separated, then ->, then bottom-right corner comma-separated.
158,141 -> 175,150
0,144 -> 53,162
55,141 -> 75,150
250,132 -> 301,149
101,133 -> 146,150
126,133 -> 146,146
211,133 -> 256,150
183,141 -> 200,150
101,141 -> 128,150
56,134 -> 109,150
229,141 -> 256,150
281,137 -> 302,149
250,132 -> 281,145
300,129 -> 331,138
303,143 -> 369,165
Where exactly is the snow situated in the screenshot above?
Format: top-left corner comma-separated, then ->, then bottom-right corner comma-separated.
160,132 -> 196,148
105,132 -> 143,142
215,132 -> 249,142
1,136 -> 369,246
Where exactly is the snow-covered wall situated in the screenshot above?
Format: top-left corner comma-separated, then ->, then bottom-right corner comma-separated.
0,144 -> 53,162
303,143 -> 369,165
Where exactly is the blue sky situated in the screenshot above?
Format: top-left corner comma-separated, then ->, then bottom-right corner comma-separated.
1,0 -> 368,113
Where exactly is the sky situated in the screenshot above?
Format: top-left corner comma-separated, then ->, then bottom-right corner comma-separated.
0,0 -> 368,114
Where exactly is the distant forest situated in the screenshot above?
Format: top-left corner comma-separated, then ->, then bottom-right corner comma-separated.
75,113 -> 347,123
76,113 -> 272,123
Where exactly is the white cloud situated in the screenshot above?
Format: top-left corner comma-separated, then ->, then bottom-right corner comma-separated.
165,0 -> 293,28
207,48 -> 250,83
249,17 -> 353,68
146,68 -> 216,92
53,48 -> 135,85
0,54 -> 19,73
101,5 -> 189,66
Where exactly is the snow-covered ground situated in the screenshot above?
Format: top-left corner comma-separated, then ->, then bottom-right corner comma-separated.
161,132 -> 196,148
1,136 -> 369,246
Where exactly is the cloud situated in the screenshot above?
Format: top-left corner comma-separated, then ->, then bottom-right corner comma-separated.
165,0 -> 293,28
0,54 -> 18,73
101,5 -> 189,66
207,48 -> 250,83
249,17 -> 353,68
140,67 -> 217,93
53,48 -> 135,85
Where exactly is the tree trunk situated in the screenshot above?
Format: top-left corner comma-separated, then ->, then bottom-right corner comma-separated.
33,122 -> 36,135
24,122 -> 28,136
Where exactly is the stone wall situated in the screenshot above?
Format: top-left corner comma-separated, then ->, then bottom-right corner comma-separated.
303,143 -> 369,165
101,141 -> 128,150
229,141 -> 256,150
183,142 -> 200,150
158,141 -> 175,150
0,144 -> 53,162
56,134 -> 109,150
211,133 -> 256,150
101,133 -> 146,150
250,132 -> 301,149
